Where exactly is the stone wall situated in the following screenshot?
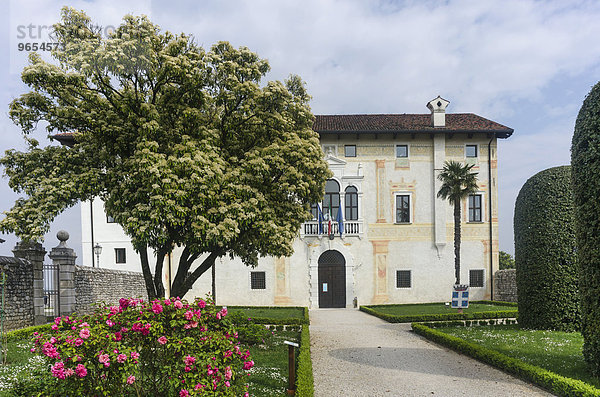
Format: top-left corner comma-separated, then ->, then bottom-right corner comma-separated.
74,266 -> 148,314
494,269 -> 517,303
0,256 -> 34,331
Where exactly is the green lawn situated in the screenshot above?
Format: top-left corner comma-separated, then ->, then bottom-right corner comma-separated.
366,302 -> 517,316
228,306 -> 307,322
246,329 -> 301,396
436,324 -> 600,388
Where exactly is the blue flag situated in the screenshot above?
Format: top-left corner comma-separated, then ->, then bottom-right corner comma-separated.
317,204 -> 324,235
336,205 -> 344,237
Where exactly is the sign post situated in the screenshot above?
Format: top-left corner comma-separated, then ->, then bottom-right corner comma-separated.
284,340 -> 299,395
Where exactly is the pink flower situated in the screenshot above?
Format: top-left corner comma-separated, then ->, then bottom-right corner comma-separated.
152,303 -> 163,314
179,389 -> 190,397
184,355 -> 196,366
225,366 -> 232,380
51,324 -> 58,331
79,328 -> 90,339
195,384 -> 205,391
74,338 -> 83,347
75,363 -> 87,378
127,375 -> 135,384
131,351 -> 140,360
184,310 -> 194,320
54,317 -> 61,325
174,300 -> 183,309
65,368 -> 75,377
51,361 -> 65,379
225,381 -> 230,387
114,332 -> 122,341
99,353 -> 110,364
110,306 -> 118,315
243,360 -> 254,370
158,336 -> 167,345
106,319 -> 115,327
117,353 -> 127,363
224,350 -> 233,358
198,300 -> 206,308
185,366 -> 192,372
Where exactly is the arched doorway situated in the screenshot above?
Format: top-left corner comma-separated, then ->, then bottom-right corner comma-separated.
318,250 -> 346,308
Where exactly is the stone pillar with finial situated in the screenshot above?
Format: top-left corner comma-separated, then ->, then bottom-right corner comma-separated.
49,231 -> 77,316
13,240 -> 46,325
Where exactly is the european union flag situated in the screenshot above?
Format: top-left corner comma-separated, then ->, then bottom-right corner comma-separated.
336,205 -> 344,237
317,204 -> 324,234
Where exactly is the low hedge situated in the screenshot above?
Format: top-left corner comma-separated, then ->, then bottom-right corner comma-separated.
412,323 -> 600,397
360,306 -> 517,323
420,318 -> 518,328
6,323 -> 53,341
295,325 -> 314,397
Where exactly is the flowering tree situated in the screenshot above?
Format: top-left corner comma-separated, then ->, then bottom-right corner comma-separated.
33,297 -> 253,396
1,8 -> 330,299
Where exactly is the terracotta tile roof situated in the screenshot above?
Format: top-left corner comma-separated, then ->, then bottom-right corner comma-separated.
52,113 -> 513,144
313,113 -> 513,138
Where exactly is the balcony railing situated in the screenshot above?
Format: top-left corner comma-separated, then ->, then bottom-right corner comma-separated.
301,220 -> 362,237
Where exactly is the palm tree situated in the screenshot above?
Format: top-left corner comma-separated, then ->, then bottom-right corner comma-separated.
437,160 -> 479,285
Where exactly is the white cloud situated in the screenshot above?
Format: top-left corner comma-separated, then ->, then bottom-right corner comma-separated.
1,0 -> 600,257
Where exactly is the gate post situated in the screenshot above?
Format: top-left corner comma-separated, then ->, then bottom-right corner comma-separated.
49,231 -> 77,317
13,241 -> 46,325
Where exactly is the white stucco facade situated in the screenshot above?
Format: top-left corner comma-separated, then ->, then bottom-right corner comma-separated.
81,98 -> 511,308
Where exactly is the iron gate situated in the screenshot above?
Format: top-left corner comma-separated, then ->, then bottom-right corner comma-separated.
43,263 -> 60,319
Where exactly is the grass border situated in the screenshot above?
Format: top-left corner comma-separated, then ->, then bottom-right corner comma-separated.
295,324 -> 314,397
227,306 -> 309,325
361,301 -> 518,323
412,322 -> 600,397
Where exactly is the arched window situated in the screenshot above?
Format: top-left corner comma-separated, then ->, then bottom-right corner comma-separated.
345,186 -> 358,220
322,179 -> 340,219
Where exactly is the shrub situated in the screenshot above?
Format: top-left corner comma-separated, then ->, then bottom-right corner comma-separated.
572,81 -> 600,376
295,326 -> 314,397
412,323 -> 600,397
514,166 -> 579,331
31,297 -> 254,396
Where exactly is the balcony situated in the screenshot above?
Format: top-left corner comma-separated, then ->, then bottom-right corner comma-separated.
301,220 -> 362,237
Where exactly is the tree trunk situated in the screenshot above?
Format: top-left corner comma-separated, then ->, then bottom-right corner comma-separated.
137,245 -> 158,300
170,250 -> 222,298
454,199 -> 461,285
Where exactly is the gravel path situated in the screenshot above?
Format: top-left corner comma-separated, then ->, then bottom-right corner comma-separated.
310,309 -> 554,397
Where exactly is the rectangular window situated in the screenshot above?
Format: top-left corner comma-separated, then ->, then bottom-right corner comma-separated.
396,270 -> 411,288
469,269 -> 484,288
107,215 -> 115,223
250,271 -> 266,290
115,248 -> 126,264
468,194 -> 482,222
395,194 -> 410,223
396,144 -> 408,158
344,145 -> 356,157
466,144 -> 478,158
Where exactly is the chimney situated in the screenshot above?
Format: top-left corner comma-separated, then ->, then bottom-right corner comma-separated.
427,96 -> 450,128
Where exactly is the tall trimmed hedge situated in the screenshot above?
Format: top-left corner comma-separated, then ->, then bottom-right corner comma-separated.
514,166 -> 579,331
572,81 -> 600,376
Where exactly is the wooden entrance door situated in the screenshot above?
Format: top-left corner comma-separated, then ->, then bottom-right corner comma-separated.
318,250 -> 346,308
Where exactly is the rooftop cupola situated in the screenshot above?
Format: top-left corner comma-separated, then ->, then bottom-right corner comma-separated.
427,96 -> 450,128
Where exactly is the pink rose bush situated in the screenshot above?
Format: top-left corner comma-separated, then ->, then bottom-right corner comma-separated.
32,297 -> 253,396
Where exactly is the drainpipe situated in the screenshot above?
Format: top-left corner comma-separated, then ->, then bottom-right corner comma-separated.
488,135 -> 494,299
90,200 -> 95,268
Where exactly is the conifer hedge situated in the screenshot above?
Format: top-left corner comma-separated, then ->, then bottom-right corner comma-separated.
572,81 -> 600,376
514,166 -> 579,332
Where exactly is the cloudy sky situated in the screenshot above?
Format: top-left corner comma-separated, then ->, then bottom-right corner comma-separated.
1,0 -> 599,259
